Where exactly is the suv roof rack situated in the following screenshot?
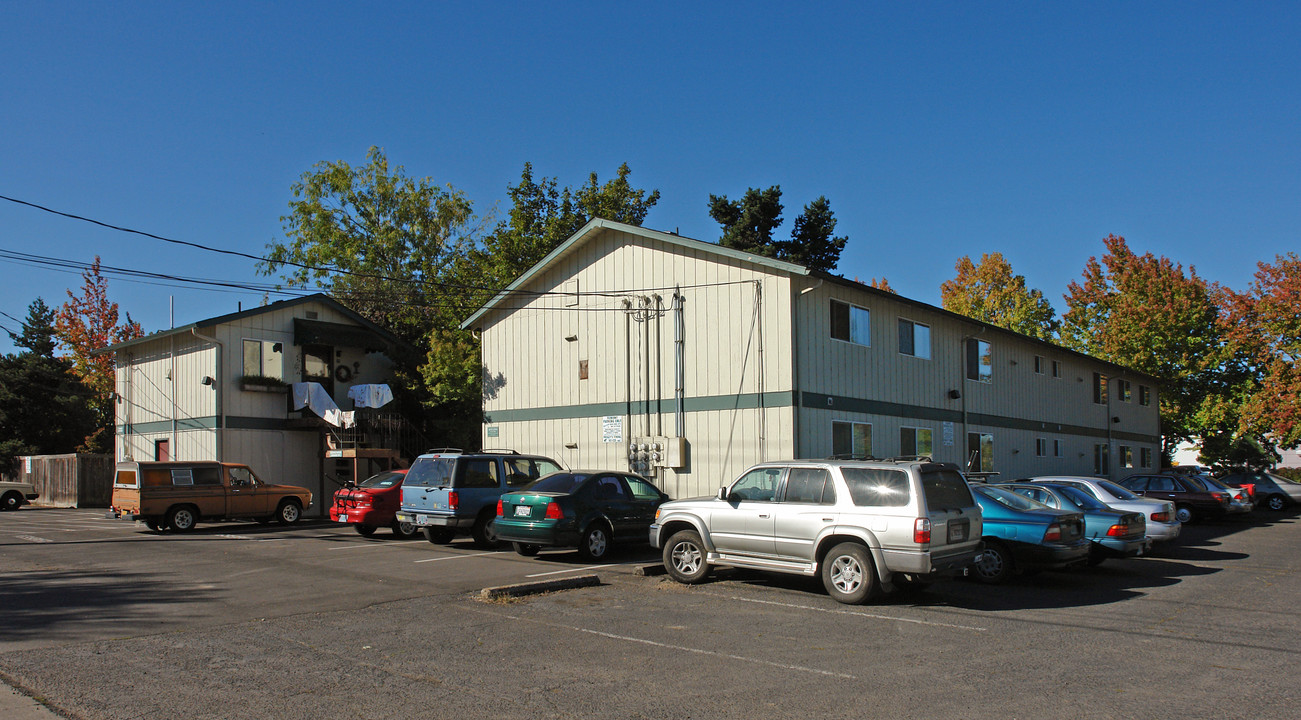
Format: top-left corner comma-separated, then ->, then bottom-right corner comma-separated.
423,448 -> 464,455
882,455 -> 934,463
478,449 -> 522,455
825,453 -> 878,461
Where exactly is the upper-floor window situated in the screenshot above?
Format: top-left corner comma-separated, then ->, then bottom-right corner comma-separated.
1052,360 -> 1062,378
1093,372 -> 1108,404
898,319 -> 930,359
966,339 -> 992,383
243,339 -> 284,379
1119,380 -> 1132,402
1034,356 -> 1045,374
830,300 -> 870,346
1139,385 -> 1152,406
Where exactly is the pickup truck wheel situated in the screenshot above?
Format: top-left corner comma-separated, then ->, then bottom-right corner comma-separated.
577,523 -> 611,561
472,512 -> 501,549
821,542 -> 877,604
354,524 -> 377,537
971,540 -> 1013,584
167,506 -> 198,532
391,520 -> 419,539
424,527 -> 454,544
513,542 -> 540,557
663,530 -> 709,584
276,500 -> 302,524
1,491 -> 21,511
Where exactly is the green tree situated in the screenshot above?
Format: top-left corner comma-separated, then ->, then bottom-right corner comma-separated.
1061,235 -> 1223,460
260,146 -> 481,345
940,253 -> 1059,341
708,187 -> 848,272
1,299 -> 98,464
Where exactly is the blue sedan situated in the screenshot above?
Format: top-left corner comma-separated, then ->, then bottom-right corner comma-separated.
970,484 -> 1090,584
1004,483 -> 1150,566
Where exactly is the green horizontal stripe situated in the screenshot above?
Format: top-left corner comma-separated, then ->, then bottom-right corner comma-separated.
484,391 -> 795,424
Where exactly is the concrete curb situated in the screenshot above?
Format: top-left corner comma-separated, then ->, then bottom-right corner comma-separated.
633,563 -> 666,576
479,574 -> 601,600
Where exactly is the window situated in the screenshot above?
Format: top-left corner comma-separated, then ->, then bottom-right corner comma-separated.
897,319 -> 930,359
843,468 -> 910,507
1093,372 -> 1108,404
242,339 -> 284,379
1033,355 -> 1044,374
1120,445 -> 1134,468
589,475 -> 629,501
830,300 -> 870,346
1094,443 -> 1110,476
1119,380 -> 1132,402
457,459 -> 499,489
1140,447 -> 1153,468
1052,360 -> 1062,378
1035,438 -> 1048,457
832,421 -> 872,458
1139,385 -> 1152,406
900,427 -> 933,456
966,339 -> 992,383
730,467 -> 784,502
625,475 -> 663,501
782,468 -> 835,505
1054,439 -> 1064,458
967,432 -> 994,472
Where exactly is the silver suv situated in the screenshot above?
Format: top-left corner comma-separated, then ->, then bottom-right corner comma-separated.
650,458 -> 983,604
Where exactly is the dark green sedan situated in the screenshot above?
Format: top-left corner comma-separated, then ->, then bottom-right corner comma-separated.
495,471 -> 669,561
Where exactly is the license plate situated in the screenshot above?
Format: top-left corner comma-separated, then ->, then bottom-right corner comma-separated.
947,522 -> 967,542
416,515 -> 431,525
514,505 -> 531,517
337,515 -> 348,523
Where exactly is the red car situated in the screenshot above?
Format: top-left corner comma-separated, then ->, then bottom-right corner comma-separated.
330,469 -> 418,538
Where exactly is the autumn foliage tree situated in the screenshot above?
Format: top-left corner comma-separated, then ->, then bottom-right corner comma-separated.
1061,235 -> 1223,459
940,252 -> 1059,341
55,258 -> 144,453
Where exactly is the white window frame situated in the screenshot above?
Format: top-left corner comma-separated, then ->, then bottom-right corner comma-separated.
897,318 -> 931,359
900,426 -> 933,456
830,300 -> 871,347
832,420 -> 873,458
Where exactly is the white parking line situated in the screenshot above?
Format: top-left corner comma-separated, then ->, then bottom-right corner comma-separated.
414,551 -> 498,564
15,535 -> 53,543
524,561 -> 637,578
328,543 -> 414,551
710,593 -> 987,632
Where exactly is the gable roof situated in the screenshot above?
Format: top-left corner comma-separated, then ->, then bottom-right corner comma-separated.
96,293 -> 410,355
459,218 -> 810,330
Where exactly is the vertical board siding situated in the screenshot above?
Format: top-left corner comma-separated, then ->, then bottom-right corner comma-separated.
9,454 -> 114,507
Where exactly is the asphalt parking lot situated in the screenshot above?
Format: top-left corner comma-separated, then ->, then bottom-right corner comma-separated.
3,507 -> 1300,719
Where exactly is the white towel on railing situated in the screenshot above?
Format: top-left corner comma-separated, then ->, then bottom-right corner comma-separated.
292,382 -> 343,426
347,383 -> 393,409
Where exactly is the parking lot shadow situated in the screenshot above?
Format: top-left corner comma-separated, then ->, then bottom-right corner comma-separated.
0,569 -> 219,644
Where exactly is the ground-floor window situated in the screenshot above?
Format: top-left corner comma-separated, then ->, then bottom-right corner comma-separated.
900,426 -> 933,457
1035,438 -> 1048,457
1094,443 -> 1110,476
1140,447 -> 1153,468
967,432 -> 994,472
1120,445 -> 1134,468
1054,439 -> 1064,458
833,421 -> 872,458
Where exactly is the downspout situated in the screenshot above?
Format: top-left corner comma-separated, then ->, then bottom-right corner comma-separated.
191,328 -> 224,462
624,302 -> 632,444
654,294 -> 663,438
643,296 -> 652,438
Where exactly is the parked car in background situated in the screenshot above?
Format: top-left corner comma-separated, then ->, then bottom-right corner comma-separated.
1118,474 -> 1231,524
969,484 -> 1089,584
1026,476 -> 1181,543
652,458 -> 983,604
0,479 -> 39,510
330,469 -> 415,538
107,461 -> 311,531
1003,483 -> 1149,565
496,471 -> 669,560
1197,474 -> 1254,513
1219,471 -> 1301,511
396,449 -> 563,548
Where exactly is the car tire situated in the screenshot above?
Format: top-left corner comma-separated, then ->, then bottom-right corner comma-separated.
513,542 -> 540,557
1,491 -> 21,511
663,529 -> 709,584
391,520 -> 419,539
821,542 -> 877,604
972,540 -> 1013,584
471,511 -> 501,549
1267,495 -> 1287,512
577,523 -> 611,562
355,524 -> 377,537
276,500 -> 302,525
1175,505 -> 1195,524
424,527 -> 455,544
167,506 -> 198,533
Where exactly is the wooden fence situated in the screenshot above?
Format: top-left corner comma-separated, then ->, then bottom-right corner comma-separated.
4,454 -> 115,508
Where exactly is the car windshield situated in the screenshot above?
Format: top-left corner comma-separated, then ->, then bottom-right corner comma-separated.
1053,485 -> 1109,510
404,458 -> 456,488
1097,480 -> 1141,500
976,485 -> 1047,511
523,472 -> 591,494
359,471 -> 403,489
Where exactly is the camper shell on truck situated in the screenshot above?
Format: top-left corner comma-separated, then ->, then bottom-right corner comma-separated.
107,461 -> 312,532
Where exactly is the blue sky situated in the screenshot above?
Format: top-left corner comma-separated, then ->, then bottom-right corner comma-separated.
2,2 -> 1297,352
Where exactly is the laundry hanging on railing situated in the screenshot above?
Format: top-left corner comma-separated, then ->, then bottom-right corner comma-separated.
292,381 -> 343,427
347,383 -> 394,409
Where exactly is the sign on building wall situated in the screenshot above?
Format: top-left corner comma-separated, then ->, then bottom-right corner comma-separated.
486,427 -> 499,438
942,421 -> 955,447
602,416 -> 623,443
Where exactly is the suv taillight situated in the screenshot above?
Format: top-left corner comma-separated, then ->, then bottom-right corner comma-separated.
448,491 -> 459,510
914,518 -> 931,544
1043,522 -> 1062,542
545,502 -> 563,520
496,499 -> 504,517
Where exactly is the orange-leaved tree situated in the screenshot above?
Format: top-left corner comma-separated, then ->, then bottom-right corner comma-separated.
54,257 -> 144,453
940,252 -> 1058,341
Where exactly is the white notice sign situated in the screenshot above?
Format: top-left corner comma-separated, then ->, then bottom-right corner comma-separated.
602,416 -> 624,443
942,421 -> 955,447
